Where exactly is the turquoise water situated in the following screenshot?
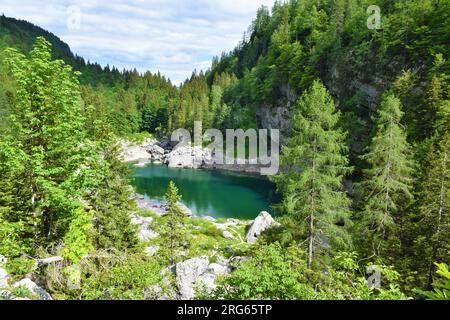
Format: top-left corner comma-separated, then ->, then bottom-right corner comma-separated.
131,164 -> 279,220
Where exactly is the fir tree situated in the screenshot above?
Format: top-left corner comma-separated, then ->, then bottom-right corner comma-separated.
88,143 -> 138,251
357,93 -> 413,257
415,131 -> 450,285
160,181 -> 189,265
272,80 -> 351,268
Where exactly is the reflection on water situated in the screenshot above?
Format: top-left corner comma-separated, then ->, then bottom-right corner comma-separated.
131,164 -> 279,220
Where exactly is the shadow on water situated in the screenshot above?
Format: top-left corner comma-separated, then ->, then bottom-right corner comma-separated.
131,164 -> 280,220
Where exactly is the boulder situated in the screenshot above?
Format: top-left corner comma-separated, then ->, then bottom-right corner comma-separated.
0,267 -> 8,288
135,198 -> 166,216
222,230 -> 235,240
175,256 -> 209,300
0,290 -> 14,300
130,215 -> 159,241
120,143 -> 151,164
13,279 -> 52,300
138,229 -> 159,242
145,246 -> 160,257
167,147 -> 195,169
175,256 -> 231,300
245,211 -> 278,244
148,144 -> 165,162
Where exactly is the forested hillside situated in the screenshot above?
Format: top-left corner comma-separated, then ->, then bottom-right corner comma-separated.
0,0 -> 449,300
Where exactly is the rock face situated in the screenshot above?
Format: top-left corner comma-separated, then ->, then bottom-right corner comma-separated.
120,138 -> 171,167
245,211 -> 279,244
165,144 -> 262,173
120,139 -> 265,174
119,139 -> 154,165
147,144 -> 165,163
175,256 -> 231,300
256,105 -> 292,141
13,278 -> 53,300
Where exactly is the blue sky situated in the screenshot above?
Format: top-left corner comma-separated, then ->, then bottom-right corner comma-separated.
1,0 -> 276,84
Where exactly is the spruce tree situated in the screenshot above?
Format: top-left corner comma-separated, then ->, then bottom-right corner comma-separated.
160,181 -> 189,265
272,80 -> 351,268
88,143 -> 138,251
412,100 -> 450,287
357,93 -> 413,257
415,131 -> 450,286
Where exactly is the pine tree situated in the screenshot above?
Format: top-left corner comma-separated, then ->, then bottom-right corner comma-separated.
271,80 -> 351,268
357,93 -> 414,257
160,181 -> 189,265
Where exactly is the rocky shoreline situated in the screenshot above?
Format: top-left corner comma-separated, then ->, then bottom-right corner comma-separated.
119,138 -> 262,174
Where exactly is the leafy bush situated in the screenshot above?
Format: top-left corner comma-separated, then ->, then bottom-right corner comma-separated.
80,253 -> 166,300
419,263 -> 450,300
213,242 -> 317,300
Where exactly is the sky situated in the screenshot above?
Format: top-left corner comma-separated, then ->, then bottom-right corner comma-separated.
1,0 -> 276,84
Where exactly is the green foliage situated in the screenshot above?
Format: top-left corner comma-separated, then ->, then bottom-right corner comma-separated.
5,257 -> 36,279
355,93 -> 414,258
0,0 -> 449,300
319,252 -> 408,300
60,206 -> 93,264
159,181 -> 190,264
0,37 -> 138,284
87,144 -> 139,251
2,37 -> 89,247
214,242 -> 316,300
420,263 -> 450,300
271,80 -> 352,268
80,253 -> 166,300
410,130 -> 450,287
13,285 -> 31,298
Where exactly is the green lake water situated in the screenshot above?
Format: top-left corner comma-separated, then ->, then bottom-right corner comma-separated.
131,164 -> 279,220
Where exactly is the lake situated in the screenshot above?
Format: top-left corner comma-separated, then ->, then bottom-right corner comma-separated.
131,164 -> 279,220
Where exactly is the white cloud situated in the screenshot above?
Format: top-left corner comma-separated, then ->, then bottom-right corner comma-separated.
1,0 -> 276,84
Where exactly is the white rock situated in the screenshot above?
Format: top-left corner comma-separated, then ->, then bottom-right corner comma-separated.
130,215 -> 159,241
0,268 -> 8,288
13,279 -> 52,300
206,263 -> 229,275
174,256 -> 233,300
0,290 -> 13,300
245,211 -> 279,244
177,202 -> 193,217
145,246 -> 160,257
175,256 -> 210,300
120,144 -> 151,164
223,230 -> 235,240
139,229 -> 159,242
